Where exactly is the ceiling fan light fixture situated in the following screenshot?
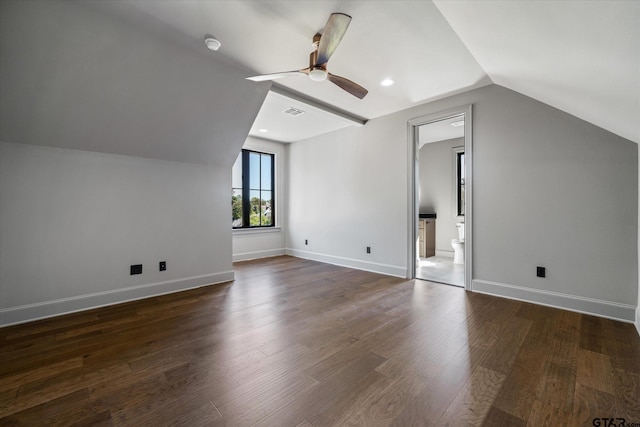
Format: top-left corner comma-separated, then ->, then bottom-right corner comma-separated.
309,68 -> 328,82
204,35 -> 221,51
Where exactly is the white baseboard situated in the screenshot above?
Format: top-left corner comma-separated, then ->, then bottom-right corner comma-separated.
0,271 -> 234,328
286,248 -> 406,278
473,279 -> 636,323
435,250 -> 454,258
636,306 -> 640,336
233,248 -> 285,262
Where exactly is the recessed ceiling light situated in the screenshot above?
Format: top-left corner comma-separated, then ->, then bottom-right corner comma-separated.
204,34 -> 221,51
259,129 -> 268,133
450,120 -> 465,127
380,78 -> 394,87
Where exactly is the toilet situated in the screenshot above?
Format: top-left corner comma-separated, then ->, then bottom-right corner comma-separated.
451,222 -> 464,265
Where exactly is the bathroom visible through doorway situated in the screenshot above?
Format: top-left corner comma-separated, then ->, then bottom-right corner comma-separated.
407,106 -> 472,289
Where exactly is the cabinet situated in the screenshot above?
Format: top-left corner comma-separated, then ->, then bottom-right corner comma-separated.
418,219 -> 436,258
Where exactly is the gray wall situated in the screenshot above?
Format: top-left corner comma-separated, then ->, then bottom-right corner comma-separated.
419,138 -> 464,253
0,142 -> 234,325
0,1 -> 269,326
288,84 -> 638,321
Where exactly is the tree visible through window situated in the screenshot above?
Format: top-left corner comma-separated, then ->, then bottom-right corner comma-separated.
232,149 -> 274,228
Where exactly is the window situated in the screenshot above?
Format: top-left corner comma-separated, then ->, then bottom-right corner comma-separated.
456,151 -> 465,216
232,149 -> 274,228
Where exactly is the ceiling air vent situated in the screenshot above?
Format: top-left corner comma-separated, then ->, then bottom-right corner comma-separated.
283,107 -> 305,116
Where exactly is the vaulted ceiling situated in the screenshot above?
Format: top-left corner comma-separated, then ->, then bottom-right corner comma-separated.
93,0 -> 638,143
1,0 -> 638,161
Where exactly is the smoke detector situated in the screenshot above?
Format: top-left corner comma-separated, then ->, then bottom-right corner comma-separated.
204,35 -> 221,51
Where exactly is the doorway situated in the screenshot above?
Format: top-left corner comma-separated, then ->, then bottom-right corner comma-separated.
406,106 -> 472,290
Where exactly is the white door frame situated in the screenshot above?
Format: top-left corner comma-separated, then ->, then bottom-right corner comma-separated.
406,104 -> 473,291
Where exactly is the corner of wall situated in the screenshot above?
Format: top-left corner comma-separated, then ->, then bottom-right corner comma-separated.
286,248 -> 406,278
233,248 -> 285,262
0,271 -> 234,328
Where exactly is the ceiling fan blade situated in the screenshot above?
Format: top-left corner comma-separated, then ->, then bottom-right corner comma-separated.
328,73 -> 368,99
246,69 -> 308,82
316,13 -> 351,66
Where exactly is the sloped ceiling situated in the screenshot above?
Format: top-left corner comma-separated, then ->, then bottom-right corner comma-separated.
1,0 -> 638,158
0,1 -> 270,166
94,0 -> 491,122
434,0 -> 640,144
108,0 -> 636,144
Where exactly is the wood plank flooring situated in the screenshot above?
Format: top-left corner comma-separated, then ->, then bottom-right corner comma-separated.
1,256 -> 639,426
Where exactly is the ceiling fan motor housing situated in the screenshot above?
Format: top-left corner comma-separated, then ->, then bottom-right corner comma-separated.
309,67 -> 328,81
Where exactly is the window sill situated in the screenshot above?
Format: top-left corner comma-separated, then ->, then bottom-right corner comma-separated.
233,227 -> 282,235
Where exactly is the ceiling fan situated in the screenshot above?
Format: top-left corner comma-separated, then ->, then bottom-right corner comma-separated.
246,13 -> 368,99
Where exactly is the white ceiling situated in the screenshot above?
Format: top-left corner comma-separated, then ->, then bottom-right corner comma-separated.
99,0 -> 639,144
419,117 -> 465,149
248,90 -> 357,143
89,0 -> 492,142
434,0 -> 640,144
3,1 -> 638,150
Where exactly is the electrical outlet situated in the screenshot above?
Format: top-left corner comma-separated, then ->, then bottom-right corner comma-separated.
305,239 -> 308,245
159,261 -> 166,271
130,264 -> 142,275
366,246 -> 371,254
536,266 -> 546,278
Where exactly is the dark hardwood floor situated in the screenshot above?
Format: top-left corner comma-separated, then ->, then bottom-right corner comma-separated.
1,256 -> 639,426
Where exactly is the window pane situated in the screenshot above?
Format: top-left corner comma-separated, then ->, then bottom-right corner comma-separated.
249,152 -> 260,190
249,189 -> 261,226
261,190 -> 272,226
232,152 -> 243,189
457,152 -> 465,216
232,189 -> 243,227
261,154 -> 272,190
